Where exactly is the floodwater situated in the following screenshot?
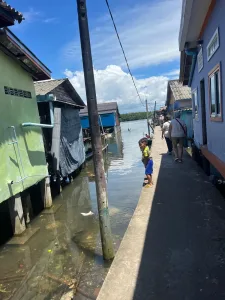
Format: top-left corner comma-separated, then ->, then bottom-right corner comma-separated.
0,120 -> 148,300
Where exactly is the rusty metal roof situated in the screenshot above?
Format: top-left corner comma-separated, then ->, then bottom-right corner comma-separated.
0,0 -> 23,27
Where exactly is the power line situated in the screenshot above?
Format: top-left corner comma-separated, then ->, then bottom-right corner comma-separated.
104,0 -> 145,107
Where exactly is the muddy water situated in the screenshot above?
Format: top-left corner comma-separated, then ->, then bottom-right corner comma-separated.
0,120 -> 148,300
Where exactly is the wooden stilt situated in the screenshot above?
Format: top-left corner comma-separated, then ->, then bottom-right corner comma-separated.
41,177 -> 53,208
8,193 -> 26,235
44,177 -> 52,208
22,192 -> 33,225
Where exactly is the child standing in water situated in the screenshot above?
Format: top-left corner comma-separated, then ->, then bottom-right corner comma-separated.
139,138 -> 153,188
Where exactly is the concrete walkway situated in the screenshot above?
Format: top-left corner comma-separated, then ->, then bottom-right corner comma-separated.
97,127 -> 225,300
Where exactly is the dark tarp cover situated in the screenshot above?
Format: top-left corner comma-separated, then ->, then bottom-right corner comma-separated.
59,108 -> 85,177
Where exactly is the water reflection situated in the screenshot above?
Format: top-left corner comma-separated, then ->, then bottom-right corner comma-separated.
0,120 -> 148,300
108,129 -> 123,159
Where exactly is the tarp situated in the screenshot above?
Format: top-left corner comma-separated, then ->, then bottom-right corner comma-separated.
51,108 -> 61,173
59,108 -> 85,177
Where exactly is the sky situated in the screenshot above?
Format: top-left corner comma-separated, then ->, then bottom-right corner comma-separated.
9,0 -> 182,113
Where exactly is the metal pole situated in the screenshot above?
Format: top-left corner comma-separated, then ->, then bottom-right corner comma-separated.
76,0 -> 114,260
145,99 -> 150,136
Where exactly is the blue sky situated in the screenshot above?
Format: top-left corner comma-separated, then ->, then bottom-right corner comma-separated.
9,0 -> 182,112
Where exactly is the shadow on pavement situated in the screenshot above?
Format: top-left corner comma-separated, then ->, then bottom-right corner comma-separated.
133,152 -> 225,300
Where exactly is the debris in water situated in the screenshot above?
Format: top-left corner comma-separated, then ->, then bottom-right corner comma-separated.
45,273 -> 75,287
48,249 -> 52,253
81,211 -> 94,217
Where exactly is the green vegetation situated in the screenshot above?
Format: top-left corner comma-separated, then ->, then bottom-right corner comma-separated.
120,111 -> 153,122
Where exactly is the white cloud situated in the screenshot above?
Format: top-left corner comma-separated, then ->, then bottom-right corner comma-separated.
43,18 -> 57,24
63,0 -> 181,70
163,69 -> 180,77
23,8 -> 40,23
64,65 -> 168,113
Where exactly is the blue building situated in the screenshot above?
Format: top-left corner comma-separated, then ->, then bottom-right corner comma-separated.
179,0 -> 225,180
80,102 -> 120,132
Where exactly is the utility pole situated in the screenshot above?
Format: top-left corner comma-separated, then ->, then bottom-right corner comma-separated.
145,99 -> 150,136
153,101 -> 157,127
76,0 -> 114,260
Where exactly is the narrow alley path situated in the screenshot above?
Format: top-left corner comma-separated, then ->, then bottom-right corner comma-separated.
97,127 -> 225,300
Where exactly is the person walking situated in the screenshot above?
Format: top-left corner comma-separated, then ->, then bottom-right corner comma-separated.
159,114 -> 164,128
169,112 -> 187,163
162,116 -> 172,154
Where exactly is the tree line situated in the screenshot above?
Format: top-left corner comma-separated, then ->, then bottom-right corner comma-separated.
120,111 -> 153,122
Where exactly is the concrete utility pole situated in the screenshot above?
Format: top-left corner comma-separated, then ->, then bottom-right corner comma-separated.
76,0 -> 114,260
145,99 -> 150,136
153,101 -> 157,127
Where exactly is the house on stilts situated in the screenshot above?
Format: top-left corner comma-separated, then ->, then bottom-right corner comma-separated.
0,4 -> 53,242
80,102 -> 120,134
34,79 -> 86,194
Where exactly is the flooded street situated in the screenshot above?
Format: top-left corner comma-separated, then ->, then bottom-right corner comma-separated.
0,120 -> 148,300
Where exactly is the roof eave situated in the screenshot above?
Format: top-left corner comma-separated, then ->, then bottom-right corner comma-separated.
0,28 -> 51,80
0,1 -> 23,28
54,99 -> 85,109
179,0 -> 212,51
179,0 -> 194,51
64,79 -> 86,107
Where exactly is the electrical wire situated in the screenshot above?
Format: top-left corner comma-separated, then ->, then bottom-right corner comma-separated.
105,0 -> 145,107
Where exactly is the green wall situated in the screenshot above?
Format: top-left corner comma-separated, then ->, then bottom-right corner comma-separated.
0,50 -> 48,204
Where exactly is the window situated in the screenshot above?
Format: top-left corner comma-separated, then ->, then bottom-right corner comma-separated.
209,64 -> 222,121
207,28 -> 219,61
4,86 -> 32,99
192,89 -> 198,120
198,48 -> 203,72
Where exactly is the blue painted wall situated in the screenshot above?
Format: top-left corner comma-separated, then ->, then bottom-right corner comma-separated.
191,0 -> 225,163
81,113 -> 116,129
181,110 -> 193,139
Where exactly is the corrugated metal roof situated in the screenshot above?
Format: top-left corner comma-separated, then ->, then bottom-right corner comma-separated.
168,80 -> 191,101
79,102 -> 119,116
34,78 -> 85,108
0,0 -> 23,26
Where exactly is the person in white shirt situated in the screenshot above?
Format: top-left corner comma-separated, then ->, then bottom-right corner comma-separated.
159,114 -> 164,128
162,116 -> 172,154
169,112 -> 187,162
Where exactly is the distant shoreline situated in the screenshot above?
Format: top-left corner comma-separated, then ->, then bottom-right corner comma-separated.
120,112 -> 153,122
121,118 -> 147,122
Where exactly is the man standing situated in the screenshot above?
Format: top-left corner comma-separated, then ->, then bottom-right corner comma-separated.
169,112 -> 187,163
162,116 -> 172,154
